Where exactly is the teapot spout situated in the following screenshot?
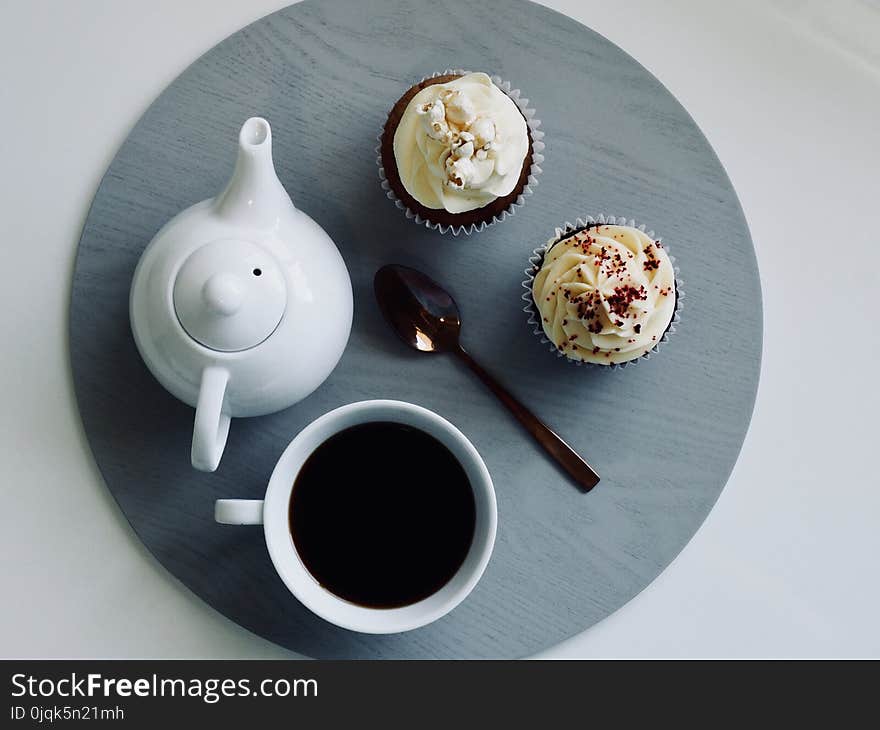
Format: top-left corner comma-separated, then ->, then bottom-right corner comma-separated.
214,117 -> 294,228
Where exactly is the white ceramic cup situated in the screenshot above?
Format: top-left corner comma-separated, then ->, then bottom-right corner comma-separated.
215,400 -> 497,634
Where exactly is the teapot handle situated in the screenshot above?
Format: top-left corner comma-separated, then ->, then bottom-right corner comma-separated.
191,366 -> 231,472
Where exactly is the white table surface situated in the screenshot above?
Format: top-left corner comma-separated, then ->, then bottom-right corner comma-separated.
1,0 -> 877,659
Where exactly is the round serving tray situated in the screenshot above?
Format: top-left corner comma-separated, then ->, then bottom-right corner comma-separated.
70,0 -> 761,658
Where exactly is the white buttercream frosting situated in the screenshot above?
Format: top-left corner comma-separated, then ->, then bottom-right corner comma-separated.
532,225 -> 676,364
392,73 -> 529,213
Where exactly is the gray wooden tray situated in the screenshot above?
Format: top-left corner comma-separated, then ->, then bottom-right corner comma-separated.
70,0 -> 761,658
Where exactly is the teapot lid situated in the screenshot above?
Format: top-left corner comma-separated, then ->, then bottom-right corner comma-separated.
173,239 -> 286,352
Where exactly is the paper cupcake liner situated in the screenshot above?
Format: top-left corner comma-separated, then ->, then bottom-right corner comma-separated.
521,214 -> 684,369
376,69 -> 545,236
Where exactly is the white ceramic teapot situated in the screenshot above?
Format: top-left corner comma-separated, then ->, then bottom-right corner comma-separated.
130,117 -> 353,472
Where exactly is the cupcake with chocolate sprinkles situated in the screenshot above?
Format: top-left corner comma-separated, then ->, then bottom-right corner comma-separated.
523,215 -> 681,367
378,70 -> 543,235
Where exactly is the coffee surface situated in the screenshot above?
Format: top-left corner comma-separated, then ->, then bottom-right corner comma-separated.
289,422 -> 476,608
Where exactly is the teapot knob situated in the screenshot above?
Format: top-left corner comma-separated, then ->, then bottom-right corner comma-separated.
202,273 -> 244,316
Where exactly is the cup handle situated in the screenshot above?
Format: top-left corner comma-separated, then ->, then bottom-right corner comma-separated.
191,366 -> 231,472
215,499 -> 264,525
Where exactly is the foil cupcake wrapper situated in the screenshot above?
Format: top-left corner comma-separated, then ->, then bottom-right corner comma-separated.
521,214 -> 684,369
376,69 -> 545,236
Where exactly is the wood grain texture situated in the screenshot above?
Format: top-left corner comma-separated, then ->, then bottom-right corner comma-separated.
69,0 -> 762,658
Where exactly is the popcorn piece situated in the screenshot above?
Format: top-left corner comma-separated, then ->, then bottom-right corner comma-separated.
469,117 -> 496,148
445,155 -> 476,189
453,140 -> 474,159
417,99 -> 450,140
442,89 -> 476,126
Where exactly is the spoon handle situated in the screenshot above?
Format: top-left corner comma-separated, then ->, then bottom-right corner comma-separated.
455,347 -> 600,492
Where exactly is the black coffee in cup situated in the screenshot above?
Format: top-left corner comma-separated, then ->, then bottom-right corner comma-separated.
288,422 -> 476,608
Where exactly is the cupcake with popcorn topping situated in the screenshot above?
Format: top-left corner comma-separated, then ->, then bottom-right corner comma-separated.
523,216 -> 681,366
378,71 -> 543,235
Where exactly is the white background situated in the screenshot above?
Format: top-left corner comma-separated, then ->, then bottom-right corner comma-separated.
1,0 -> 878,658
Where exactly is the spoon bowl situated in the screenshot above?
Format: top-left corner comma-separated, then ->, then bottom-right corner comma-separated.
374,265 -> 461,353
